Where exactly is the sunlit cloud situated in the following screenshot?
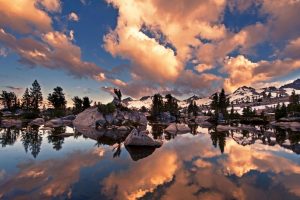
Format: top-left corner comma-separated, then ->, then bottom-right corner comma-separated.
0,148 -> 105,199
68,12 -> 79,22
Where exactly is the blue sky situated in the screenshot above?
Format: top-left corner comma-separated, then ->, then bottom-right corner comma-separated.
1,0 -> 300,106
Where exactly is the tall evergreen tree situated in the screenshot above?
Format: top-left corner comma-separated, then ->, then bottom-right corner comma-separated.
82,96 -> 92,110
22,88 -> 31,110
164,94 -> 179,117
288,90 -> 300,113
0,91 -> 16,111
48,87 -> 67,110
219,88 -> 229,115
72,96 -> 83,114
30,80 -> 43,111
151,94 -> 164,117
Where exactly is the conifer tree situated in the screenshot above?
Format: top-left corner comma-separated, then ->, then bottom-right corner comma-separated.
30,80 -> 43,111
48,87 -> 67,110
22,88 -> 31,110
151,94 -> 164,117
82,96 -> 92,110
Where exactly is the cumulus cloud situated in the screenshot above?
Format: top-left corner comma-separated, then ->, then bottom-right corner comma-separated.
194,63 -> 214,73
68,12 -> 79,22
0,29 -> 107,80
0,148 -> 105,199
38,0 -> 61,13
223,55 -> 300,92
0,0 -> 53,34
103,0 -> 228,95
0,47 -> 7,57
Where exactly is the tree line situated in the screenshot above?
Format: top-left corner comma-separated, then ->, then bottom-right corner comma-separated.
0,80 -> 93,117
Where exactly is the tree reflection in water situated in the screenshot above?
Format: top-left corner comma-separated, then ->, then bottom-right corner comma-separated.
21,126 -> 42,158
47,126 -> 66,151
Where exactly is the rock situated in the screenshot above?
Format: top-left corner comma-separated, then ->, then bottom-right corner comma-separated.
62,120 -> 73,126
138,114 -> 148,126
105,113 -> 116,124
62,115 -> 76,121
45,118 -> 63,128
117,126 -> 129,131
124,129 -> 162,147
195,116 -> 210,123
75,126 -> 104,140
216,125 -> 238,132
73,107 -> 105,127
271,121 -> 300,131
29,118 -> 44,126
125,146 -> 156,161
198,121 -> 212,127
1,119 -> 22,128
103,129 -> 128,140
165,123 -> 190,134
96,119 -> 107,128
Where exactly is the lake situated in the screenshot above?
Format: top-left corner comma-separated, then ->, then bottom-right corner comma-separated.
0,125 -> 300,200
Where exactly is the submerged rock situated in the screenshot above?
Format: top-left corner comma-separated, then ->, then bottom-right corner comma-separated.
165,123 -> 190,134
62,115 -> 76,121
1,119 -> 22,128
29,118 -> 44,126
216,125 -> 238,132
124,129 -> 162,147
271,121 -> 300,131
125,146 -> 156,161
195,116 -> 210,124
45,118 -> 64,128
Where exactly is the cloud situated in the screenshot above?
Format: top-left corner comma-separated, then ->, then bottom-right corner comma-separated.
0,0 -> 53,34
0,47 -> 7,57
103,0 -> 228,94
38,0 -> 61,13
5,86 -> 23,92
282,37 -> 300,59
0,29 -> 107,80
194,63 -> 213,73
68,12 -> 79,22
101,150 -> 178,200
222,55 -> 300,92
0,148 -> 105,199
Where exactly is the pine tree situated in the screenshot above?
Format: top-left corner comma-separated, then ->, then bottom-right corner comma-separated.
0,91 -> 16,111
48,87 -> 67,110
30,80 -> 43,111
165,94 -> 179,117
82,96 -> 92,110
219,88 -> 229,115
288,90 -> 300,113
151,94 -> 164,117
72,96 -> 83,114
22,88 -> 31,110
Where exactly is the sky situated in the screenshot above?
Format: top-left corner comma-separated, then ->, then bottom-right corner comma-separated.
0,0 -> 300,106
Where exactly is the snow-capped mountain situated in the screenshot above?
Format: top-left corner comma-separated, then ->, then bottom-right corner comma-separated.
122,79 -> 300,110
229,86 -> 260,103
281,79 -> 300,90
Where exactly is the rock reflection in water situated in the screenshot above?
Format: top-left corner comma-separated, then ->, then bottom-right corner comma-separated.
0,123 -> 299,199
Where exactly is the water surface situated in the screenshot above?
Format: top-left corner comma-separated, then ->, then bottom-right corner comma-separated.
0,125 -> 300,200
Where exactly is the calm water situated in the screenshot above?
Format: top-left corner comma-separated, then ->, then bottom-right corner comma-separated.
0,125 -> 300,200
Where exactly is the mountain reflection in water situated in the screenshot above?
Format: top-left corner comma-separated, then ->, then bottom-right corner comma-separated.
0,124 -> 299,200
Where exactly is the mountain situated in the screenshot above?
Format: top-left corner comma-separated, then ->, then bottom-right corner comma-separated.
140,96 -> 151,101
229,86 -> 259,103
122,97 -> 134,103
281,79 -> 300,90
184,95 -> 201,103
121,79 -> 300,110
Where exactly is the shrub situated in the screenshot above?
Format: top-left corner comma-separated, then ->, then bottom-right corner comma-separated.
97,103 -> 116,115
